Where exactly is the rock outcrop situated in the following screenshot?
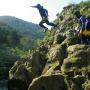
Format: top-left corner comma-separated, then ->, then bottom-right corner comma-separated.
9,50 -> 47,86
61,44 -> 90,77
9,1 -> 90,90
28,74 -> 67,90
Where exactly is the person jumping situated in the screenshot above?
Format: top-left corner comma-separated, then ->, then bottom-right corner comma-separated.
30,4 -> 57,32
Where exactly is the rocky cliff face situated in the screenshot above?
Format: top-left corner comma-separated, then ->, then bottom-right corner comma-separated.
9,2 -> 90,90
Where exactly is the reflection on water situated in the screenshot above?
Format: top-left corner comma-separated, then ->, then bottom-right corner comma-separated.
0,80 -> 8,90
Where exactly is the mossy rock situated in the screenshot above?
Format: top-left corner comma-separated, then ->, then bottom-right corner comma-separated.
61,45 -> 90,76
9,50 -> 47,85
9,64 -> 32,84
63,30 -> 79,46
67,44 -> 89,54
82,80 -> 90,90
65,75 -> 85,90
48,44 -> 66,64
53,33 -> 65,44
28,74 -> 68,90
30,51 -> 47,76
70,75 -> 85,90
42,61 -> 60,75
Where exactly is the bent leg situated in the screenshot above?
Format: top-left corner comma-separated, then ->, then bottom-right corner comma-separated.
46,20 -> 57,27
39,21 -> 48,30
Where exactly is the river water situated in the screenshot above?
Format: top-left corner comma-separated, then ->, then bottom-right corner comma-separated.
0,80 -> 8,90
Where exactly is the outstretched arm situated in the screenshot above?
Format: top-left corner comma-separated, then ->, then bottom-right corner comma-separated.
30,6 -> 38,8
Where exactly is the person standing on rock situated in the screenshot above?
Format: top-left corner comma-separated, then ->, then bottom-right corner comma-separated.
74,11 -> 90,44
30,4 -> 57,32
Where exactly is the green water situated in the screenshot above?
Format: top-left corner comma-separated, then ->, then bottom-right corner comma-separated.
0,80 -> 8,90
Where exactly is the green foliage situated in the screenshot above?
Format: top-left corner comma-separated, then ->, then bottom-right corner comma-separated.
36,29 -> 57,47
78,0 -> 90,16
79,0 -> 90,8
0,16 -> 45,50
35,30 -> 51,47
0,22 -> 20,47
11,47 -> 30,58
0,22 -> 31,79
0,46 -> 19,62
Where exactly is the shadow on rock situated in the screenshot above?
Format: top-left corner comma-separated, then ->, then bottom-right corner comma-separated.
8,78 -> 28,90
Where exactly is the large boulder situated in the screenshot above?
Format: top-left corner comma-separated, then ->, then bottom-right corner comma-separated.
61,44 -> 90,77
64,30 -> 79,46
9,60 -> 32,84
28,74 -> 67,90
9,51 -> 47,85
48,44 -> 67,66
30,51 -> 47,76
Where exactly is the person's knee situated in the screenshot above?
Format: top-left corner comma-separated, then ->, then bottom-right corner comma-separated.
46,21 -> 49,25
39,22 -> 43,26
